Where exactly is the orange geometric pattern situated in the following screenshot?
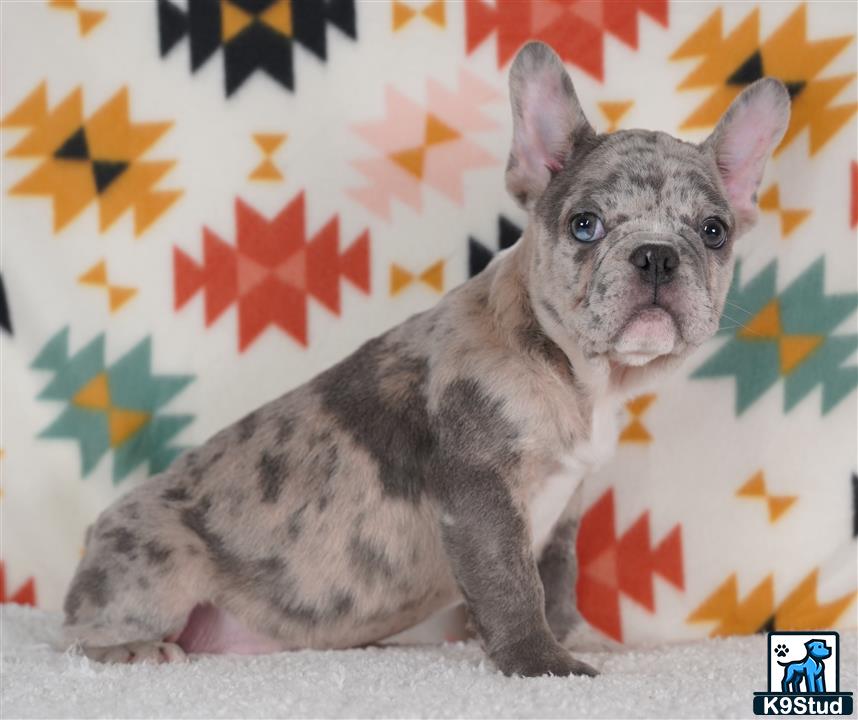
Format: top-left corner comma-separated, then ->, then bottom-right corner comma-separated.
619,393 -> 656,444
249,132 -> 287,181
671,5 -> 856,155
392,0 -> 445,32
174,194 -> 371,350
2,83 -> 181,236
78,260 -> 137,313
598,100 -> 634,132
48,0 -> 106,36
0,561 -> 37,607
737,470 -> 797,523
349,68 -> 499,219
577,488 -> 684,641
390,260 -> 445,296
759,184 -> 811,238
221,0 -> 292,42
739,299 -> 824,375
465,0 -> 668,80
389,114 -> 460,179
72,372 -> 151,447
688,569 -> 856,636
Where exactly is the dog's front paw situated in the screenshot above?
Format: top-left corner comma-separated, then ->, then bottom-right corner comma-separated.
493,634 -> 598,678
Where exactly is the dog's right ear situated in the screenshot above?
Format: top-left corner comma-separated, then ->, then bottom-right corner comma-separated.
506,42 -> 593,210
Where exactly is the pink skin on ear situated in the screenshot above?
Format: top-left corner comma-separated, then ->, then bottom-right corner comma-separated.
708,80 -> 791,223
506,42 -> 592,204
717,111 -> 777,214
513,71 -> 573,179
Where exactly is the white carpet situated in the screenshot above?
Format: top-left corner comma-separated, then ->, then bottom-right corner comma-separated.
2,605 -> 855,719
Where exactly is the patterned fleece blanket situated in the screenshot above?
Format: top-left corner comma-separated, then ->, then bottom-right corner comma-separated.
1,0 -> 856,647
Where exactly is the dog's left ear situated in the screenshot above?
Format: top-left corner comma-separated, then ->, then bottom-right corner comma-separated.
702,78 -> 791,227
506,42 -> 593,210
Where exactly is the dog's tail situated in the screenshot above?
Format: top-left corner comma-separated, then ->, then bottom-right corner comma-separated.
777,661 -> 790,666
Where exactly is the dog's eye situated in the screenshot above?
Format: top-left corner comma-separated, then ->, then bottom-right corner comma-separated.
700,217 -> 727,249
570,213 -> 605,243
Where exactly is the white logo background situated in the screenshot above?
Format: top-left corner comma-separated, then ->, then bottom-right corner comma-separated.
769,632 -> 840,693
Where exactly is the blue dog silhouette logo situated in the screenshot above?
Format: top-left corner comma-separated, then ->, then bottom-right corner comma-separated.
753,631 -> 853,716
779,639 -> 831,693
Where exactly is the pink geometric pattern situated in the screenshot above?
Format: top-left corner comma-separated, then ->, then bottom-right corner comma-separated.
348,69 -> 500,219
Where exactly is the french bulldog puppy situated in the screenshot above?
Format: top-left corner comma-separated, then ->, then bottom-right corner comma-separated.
63,41 -> 790,677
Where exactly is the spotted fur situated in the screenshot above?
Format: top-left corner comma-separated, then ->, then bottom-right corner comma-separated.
62,42 -> 789,677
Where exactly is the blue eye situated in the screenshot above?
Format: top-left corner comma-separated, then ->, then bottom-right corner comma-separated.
570,213 -> 605,243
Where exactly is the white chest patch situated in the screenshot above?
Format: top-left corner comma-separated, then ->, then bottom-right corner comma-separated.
528,398 -> 621,555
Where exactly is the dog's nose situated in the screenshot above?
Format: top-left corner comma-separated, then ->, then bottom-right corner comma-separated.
629,243 -> 679,285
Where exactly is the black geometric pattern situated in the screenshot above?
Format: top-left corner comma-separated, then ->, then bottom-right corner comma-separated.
468,215 -> 523,278
852,473 -> 858,538
157,0 -> 356,97
726,49 -> 805,99
53,127 -> 129,194
0,274 -> 11,335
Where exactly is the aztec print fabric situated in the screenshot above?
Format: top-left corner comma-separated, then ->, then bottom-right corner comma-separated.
1,0 -> 856,646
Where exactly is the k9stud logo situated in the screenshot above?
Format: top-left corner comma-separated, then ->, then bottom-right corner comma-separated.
754,632 -> 853,715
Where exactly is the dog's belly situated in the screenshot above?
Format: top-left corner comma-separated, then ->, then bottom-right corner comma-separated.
175,583 -> 460,655
176,603 -> 287,654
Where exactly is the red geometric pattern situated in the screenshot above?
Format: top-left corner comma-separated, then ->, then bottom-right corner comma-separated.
576,488 -> 684,641
465,0 -> 668,79
174,194 -> 370,351
0,561 -> 37,606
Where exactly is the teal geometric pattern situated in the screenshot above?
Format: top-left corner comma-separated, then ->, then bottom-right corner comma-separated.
693,257 -> 858,415
31,327 -> 195,483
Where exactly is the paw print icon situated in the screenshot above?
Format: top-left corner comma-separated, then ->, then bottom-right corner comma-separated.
774,643 -> 789,658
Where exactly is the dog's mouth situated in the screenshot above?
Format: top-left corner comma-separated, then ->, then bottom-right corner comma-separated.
609,305 -> 681,366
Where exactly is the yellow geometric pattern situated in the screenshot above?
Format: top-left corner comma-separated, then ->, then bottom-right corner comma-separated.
737,470 -> 797,523
759,184 -> 811,238
389,114 -> 460,179
222,0 -> 291,42
390,260 -> 445,295
739,299 -> 824,375
688,570 -> 856,637
1,83 -> 182,236
48,0 -> 106,37
392,0 -> 446,32
249,132 -> 287,181
72,372 -> 151,447
671,5 -> 856,155
777,569 -> 857,631
78,260 -> 137,313
598,100 -> 634,132
619,393 -> 657,444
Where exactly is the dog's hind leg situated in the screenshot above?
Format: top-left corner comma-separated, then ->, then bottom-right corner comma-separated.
62,507 -> 212,663
781,667 -> 796,693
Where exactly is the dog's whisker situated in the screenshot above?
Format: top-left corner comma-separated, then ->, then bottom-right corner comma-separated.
719,311 -> 766,338
723,299 -> 754,315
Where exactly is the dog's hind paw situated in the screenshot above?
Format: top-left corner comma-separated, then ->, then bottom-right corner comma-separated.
83,641 -> 188,664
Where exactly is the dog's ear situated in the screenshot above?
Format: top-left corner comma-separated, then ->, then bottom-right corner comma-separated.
702,78 -> 791,228
506,41 -> 593,210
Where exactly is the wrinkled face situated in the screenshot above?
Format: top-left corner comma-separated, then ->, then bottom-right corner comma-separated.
531,130 -> 736,366
505,41 -> 790,372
